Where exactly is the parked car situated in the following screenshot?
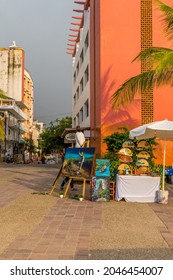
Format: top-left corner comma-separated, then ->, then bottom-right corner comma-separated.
45,154 -> 56,164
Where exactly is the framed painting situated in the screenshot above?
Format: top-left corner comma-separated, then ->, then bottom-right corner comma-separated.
61,148 -> 95,178
92,176 -> 110,202
95,159 -> 110,177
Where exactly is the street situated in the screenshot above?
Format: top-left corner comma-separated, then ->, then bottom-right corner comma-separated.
0,163 -> 173,260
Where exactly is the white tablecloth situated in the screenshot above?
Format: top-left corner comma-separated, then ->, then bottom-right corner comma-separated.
116,175 -> 160,202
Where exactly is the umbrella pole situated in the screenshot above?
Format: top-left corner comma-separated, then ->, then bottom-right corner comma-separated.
162,138 -> 166,191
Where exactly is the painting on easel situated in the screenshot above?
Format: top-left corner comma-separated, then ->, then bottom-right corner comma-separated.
61,148 -> 95,178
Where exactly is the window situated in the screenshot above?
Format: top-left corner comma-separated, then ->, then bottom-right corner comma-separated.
80,78 -> 83,95
84,99 -> 89,118
84,65 -> 89,86
76,62 -> 79,75
79,107 -> 83,123
84,32 -> 89,53
76,113 -> 79,125
80,49 -> 84,67
73,94 -> 76,105
76,87 -> 79,100
73,71 -> 76,84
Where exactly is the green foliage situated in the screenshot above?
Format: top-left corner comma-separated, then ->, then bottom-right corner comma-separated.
103,127 -> 129,153
103,128 -> 159,181
39,116 -> 72,154
0,89 -> 8,99
23,138 -> 36,155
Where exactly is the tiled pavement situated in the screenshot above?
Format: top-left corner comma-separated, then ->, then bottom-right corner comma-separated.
149,185 -> 173,249
1,200 -> 102,260
0,163 -> 173,260
0,163 -> 102,260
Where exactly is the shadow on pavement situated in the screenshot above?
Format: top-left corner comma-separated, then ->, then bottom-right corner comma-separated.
89,247 -> 173,260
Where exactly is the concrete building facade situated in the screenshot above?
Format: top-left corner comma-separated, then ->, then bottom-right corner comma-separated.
0,97 -> 27,158
0,41 -> 24,102
23,69 -> 34,139
0,42 -> 34,142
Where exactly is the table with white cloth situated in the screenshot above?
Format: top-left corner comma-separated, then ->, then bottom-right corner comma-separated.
116,174 -> 160,202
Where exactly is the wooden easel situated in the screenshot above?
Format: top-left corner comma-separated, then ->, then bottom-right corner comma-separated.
63,176 -> 86,198
49,166 -> 62,195
49,167 -> 87,199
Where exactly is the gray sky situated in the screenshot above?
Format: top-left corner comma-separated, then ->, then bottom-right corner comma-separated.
0,0 -> 75,125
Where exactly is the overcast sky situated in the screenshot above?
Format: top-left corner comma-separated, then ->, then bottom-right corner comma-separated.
0,0 -> 75,125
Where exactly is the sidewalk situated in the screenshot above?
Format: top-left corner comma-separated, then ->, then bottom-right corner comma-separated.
0,163 -> 173,260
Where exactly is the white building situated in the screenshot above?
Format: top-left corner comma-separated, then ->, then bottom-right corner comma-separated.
32,120 -> 45,153
0,97 -> 27,158
70,5 -> 90,128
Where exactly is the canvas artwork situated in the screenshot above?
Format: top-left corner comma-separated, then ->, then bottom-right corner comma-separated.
95,159 -> 110,177
61,148 -> 95,178
92,176 -> 110,201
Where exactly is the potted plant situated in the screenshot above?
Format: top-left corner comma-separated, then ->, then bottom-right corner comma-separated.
59,191 -> 64,198
78,194 -> 84,201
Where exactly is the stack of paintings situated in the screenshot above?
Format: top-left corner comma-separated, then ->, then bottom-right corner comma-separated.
92,159 -> 110,202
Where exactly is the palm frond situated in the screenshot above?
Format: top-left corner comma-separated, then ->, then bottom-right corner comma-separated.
156,0 -> 173,39
155,50 -> 173,73
133,47 -> 173,64
133,47 -> 173,76
111,61 -> 173,110
111,70 -> 155,109
154,70 -> 173,87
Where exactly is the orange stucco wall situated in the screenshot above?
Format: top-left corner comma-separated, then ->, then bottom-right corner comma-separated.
153,0 -> 173,165
90,0 -> 141,156
90,0 -> 173,166
90,0 -> 173,165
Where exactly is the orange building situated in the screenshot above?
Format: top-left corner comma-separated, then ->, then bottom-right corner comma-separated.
69,0 -> 173,164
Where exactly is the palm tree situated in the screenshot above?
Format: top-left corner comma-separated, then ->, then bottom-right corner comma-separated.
111,0 -> 173,110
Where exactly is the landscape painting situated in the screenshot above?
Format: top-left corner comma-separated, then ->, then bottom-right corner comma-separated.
61,148 -> 95,178
95,159 -> 110,177
92,176 -> 110,202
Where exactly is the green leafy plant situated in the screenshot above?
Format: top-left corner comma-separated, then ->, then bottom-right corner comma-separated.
103,128 -> 159,180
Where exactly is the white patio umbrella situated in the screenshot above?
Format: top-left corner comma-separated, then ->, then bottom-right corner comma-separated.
129,119 -> 173,191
